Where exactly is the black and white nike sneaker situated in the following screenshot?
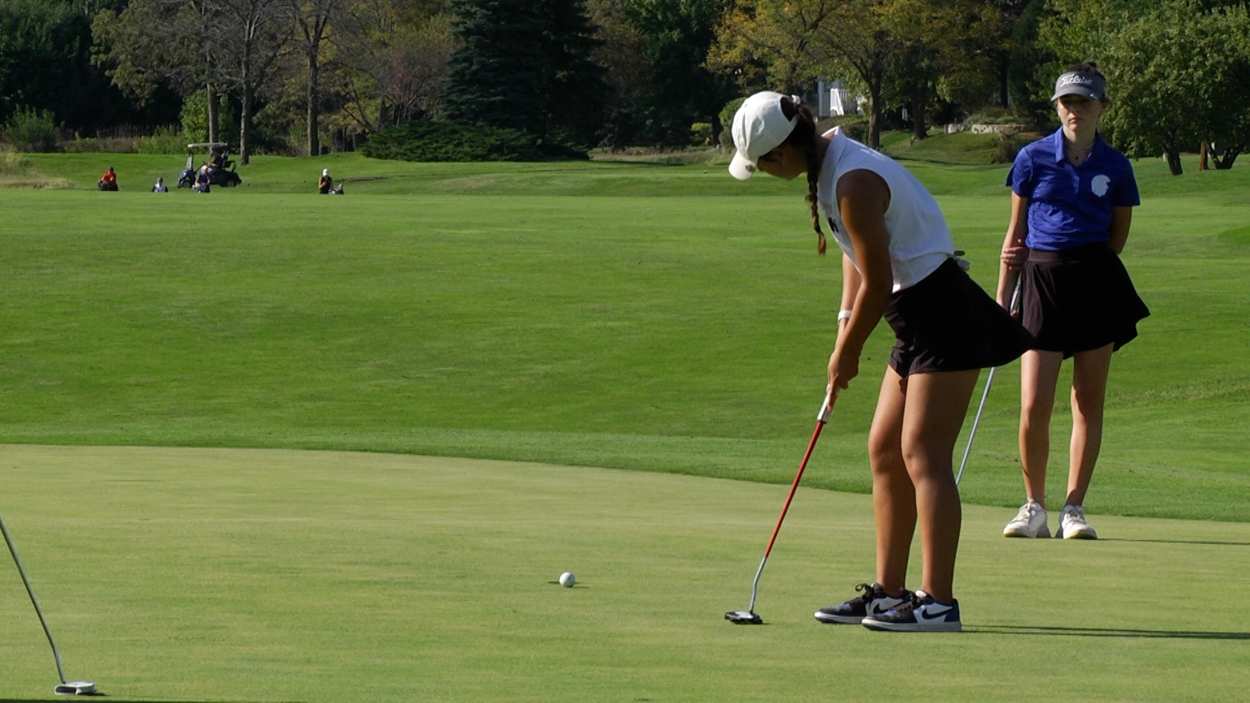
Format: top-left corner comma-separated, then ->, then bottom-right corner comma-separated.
813,582 -> 911,625
861,590 -> 961,632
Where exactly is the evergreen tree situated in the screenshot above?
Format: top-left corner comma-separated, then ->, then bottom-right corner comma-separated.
539,0 -> 606,146
444,0 -> 605,144
444,0 -> 549,136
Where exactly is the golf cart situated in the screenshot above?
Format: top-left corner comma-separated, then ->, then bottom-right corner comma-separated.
177,142 -> 242,189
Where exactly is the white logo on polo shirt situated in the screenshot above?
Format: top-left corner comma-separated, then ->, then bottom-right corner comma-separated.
1091,174 -> 1110,197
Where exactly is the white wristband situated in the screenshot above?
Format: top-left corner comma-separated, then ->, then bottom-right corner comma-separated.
837,309 -> 853,322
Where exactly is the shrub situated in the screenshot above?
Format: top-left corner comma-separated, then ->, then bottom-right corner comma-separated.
690,122 -> 712,147
136,126 -> 186,154
361,121 -> 588,162
993,132 -> 1034,164
2,107 -> 59,152
824,114 -> 868,142
0,147 -> 32,175
717,97 -> 746,149
965,107 -> 1031,126
62,137 -> 137,153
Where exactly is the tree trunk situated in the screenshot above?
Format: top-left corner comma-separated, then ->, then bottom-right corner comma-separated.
241,86 -> 252,165
910,83 -> 928,142
1212,145 -> 1241,170
207,82 -> 218,143
867,87 -> 882,149
307,43 -> 321,156
1199,141 -> 1208,171
1163,147 -> 1183,175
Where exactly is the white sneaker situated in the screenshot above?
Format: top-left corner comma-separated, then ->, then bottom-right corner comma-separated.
1059,504 -> 1098,539
1002,500 -> 1050,538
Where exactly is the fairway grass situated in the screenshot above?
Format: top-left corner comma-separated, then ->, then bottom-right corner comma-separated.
1,444 -> 1247,702
4,153 -> 1249,521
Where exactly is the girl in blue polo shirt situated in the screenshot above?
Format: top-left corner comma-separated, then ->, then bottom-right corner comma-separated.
997,63 -> 1149,540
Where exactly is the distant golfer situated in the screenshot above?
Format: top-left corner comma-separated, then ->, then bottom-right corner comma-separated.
729,92 -> 1029,632
997,63 -> 1149,540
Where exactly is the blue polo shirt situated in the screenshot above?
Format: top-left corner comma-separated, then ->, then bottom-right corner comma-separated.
1006,128 -> 1139,251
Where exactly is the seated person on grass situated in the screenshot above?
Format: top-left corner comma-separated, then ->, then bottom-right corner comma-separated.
98,166 -> 118,191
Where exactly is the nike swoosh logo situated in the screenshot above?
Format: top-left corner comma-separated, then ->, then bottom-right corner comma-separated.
868,598 -> 904,616
916,605 -> 954,621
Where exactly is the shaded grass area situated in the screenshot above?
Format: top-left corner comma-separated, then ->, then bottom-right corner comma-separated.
3,152 -> 1248,521
2,445 -> 1248,703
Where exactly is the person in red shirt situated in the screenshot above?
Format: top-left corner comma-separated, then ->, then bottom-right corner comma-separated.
98,167 -> 118,191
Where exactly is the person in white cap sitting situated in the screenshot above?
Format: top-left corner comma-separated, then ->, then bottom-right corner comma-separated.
318,168 -> 334,194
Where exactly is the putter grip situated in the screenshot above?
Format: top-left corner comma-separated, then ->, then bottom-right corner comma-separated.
816,395 -> 832,423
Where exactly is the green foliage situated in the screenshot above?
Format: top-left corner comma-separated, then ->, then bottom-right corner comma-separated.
965,107 -> 1033,126
621,0 -> 736,146
689,121 -> 712,146
0,147 -> 33,174
1,106 -> 59,152
135,125 -> 185,154
180,91 -> 236,144
825,114 -> 868,143
993,132 -> 1029,163
716,96 -> 746,149
1103,1 -> 1250,171
444,0 -> 605,145
360,120 -> 588,162
1038,0 -> 1250,174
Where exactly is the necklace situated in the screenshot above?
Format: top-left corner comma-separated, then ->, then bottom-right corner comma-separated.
1066,141 -> 1093,166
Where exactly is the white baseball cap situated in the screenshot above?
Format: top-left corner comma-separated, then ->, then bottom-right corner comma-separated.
729,91 -> 798,180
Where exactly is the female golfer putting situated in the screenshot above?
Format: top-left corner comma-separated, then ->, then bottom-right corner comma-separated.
729,91 -> 1029,632
997,64 -> 1149,540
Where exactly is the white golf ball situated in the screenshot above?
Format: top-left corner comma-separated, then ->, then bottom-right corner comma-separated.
559,571 -> 576,588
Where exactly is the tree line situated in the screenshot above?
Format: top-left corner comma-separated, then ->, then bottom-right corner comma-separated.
1,0 -> 1246,172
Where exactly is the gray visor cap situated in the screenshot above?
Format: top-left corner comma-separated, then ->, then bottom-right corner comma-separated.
1051,71 -> 1107,101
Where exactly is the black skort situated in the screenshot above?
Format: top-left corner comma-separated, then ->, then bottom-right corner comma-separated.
1020,243 -> 1149,358
884,258 -> 1032,377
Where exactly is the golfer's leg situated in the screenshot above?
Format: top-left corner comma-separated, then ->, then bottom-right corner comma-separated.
867,367 -> 913,595
1066,343 -> 1113,506
1019,350 -> 1063,506
900,369 -> 978,603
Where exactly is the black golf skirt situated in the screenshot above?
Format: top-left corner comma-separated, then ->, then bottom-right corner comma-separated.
883,258 -> 1032,377
1020,243 -> 1149,358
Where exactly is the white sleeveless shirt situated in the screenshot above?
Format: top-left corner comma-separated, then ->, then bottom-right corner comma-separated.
817,129 -> 955,292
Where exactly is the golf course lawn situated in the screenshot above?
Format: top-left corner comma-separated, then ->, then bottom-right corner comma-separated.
3,145 -> 1249,701
1,444 -> 1248,702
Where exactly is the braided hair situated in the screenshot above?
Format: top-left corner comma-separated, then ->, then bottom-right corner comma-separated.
778,96 -> 827,255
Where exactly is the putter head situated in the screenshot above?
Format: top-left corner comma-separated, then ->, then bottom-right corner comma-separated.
54,681 -> 98,696
725,609 -> 763,624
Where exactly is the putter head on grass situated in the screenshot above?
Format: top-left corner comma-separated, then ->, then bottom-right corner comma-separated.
54,680 -> 98,695
725,609 -> 763,624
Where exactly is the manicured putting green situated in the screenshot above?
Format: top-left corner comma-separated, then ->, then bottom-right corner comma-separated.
2,444 -> 1247,702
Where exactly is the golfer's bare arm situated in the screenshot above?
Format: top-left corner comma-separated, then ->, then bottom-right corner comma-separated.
837,254 -> 861,345
998,192 -> 1029,308
835,169 -> 893,359
1108,206 -> 1132,254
